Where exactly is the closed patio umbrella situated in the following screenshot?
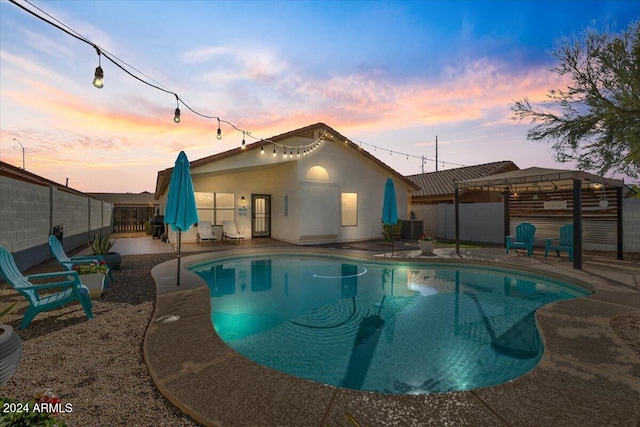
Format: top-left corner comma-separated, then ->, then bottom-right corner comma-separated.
382,178 -> 398,256
164,151 -> 198,285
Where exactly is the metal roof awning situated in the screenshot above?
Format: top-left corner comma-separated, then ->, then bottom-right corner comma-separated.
453,166 -> 625,270
455,167 -> 625,193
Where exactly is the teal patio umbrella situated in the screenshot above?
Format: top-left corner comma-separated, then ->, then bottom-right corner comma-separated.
382,178 -> 398,256
164,151 -> 198,285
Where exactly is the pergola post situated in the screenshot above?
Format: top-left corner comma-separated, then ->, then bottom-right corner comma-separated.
573,179 -> 582,270
503,187 -> 510,247
454,188 -> 460,256
617,186 -> 624,260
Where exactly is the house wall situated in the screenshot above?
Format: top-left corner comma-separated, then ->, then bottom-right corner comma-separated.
0,175 -> 113,271
162,136 -> 413,245
293,140 -> 411,244
188,166 -> 277,242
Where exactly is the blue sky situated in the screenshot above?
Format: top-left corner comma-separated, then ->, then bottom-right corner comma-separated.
1,0 -> 638,192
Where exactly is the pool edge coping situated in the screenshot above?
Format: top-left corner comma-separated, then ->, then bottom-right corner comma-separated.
145,247 -> 640,427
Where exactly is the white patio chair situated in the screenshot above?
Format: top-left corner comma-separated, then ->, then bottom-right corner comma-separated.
196,221 -> 217,245
222,221 -> 245,244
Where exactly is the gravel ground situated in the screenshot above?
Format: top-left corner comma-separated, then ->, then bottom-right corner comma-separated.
1,251 -> 639,426
0,253 -> 200,427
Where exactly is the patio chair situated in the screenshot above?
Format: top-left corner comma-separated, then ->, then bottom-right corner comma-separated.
505,223 -> 536,256
222,221 -> 245,244
48,235 -> 113,284
544,224 -> 574,261
0,246 -> 93,329
196,221 -> 217,245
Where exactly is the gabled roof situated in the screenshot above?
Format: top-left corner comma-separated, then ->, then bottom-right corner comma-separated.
155,122 -> 419,198
406,161 -> 519,197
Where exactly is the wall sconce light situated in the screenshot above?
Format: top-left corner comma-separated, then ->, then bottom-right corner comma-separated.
241,196 -> 246,204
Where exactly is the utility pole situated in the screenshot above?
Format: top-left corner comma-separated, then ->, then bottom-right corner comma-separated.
435,135 -> 438,172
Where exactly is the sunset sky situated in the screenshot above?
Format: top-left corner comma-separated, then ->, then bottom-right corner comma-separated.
1,0 -> 639,193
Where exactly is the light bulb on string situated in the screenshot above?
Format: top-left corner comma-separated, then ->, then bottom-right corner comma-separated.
297,147 -> 300,157
260,146 -> 265,155
173,95 -> 181,123
216,119 -> 222,140
241,131 -> 246,149
273,146 -> 277,157
93,48 -> 104,89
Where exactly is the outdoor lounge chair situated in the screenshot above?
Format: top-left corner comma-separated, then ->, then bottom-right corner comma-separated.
48,235 -> 113,284
222,221 -> 245,244
544,224 -> 574,261
0,246 -> 93,329
505,222 -> 536,256
196,221 -> 217,245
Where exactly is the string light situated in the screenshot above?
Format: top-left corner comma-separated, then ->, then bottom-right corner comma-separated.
173,95 -> 180,124
9,0 -> 467,170
92,48 -> 104,89
351,139 -> 466,169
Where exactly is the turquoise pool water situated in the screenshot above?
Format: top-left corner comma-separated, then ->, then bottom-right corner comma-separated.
190,255 -> 590,395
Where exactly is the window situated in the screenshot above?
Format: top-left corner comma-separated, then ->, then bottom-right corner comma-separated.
341,193 -> 357,226
195,192 -> 235,225
306,166 -> 330,181
215,193 -> 235,225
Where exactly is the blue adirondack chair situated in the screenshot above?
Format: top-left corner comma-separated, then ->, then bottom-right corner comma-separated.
506,223 -> 536,256
0,246 -> 93,329
544,224 -> 574,261
48,236 -> 113,285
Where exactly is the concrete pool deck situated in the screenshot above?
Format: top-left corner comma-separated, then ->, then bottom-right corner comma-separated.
139,237 -> 640,426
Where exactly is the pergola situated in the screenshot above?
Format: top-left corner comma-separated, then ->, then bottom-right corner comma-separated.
453,167 -> 625,270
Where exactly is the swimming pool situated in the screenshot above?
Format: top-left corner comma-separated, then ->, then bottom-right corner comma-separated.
189,254 -> 590,395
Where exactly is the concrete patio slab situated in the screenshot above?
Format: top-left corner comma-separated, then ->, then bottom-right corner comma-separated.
474,352 -> 640,427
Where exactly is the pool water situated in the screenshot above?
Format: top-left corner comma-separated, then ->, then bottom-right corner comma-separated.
190,255 -> 590,394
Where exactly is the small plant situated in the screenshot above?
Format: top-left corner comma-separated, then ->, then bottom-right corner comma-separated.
382,219 -> 402,241
418,234 -> 435,241
72,261 -> 108,275
88,232 -> 115,255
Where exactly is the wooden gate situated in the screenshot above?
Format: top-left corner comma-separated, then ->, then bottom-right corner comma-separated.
113,206 -> 155,232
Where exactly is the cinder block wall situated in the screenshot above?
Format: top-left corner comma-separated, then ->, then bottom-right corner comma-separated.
0,175 -> 113,271
410,203 -> 504,244
0,176 -> 51,253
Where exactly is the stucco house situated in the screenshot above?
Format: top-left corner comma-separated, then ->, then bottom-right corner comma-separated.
154,123 -> 419,245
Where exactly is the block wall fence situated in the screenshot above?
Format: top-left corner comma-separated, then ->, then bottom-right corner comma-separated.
0,175 -> 113,271
411,199 -> 640,253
